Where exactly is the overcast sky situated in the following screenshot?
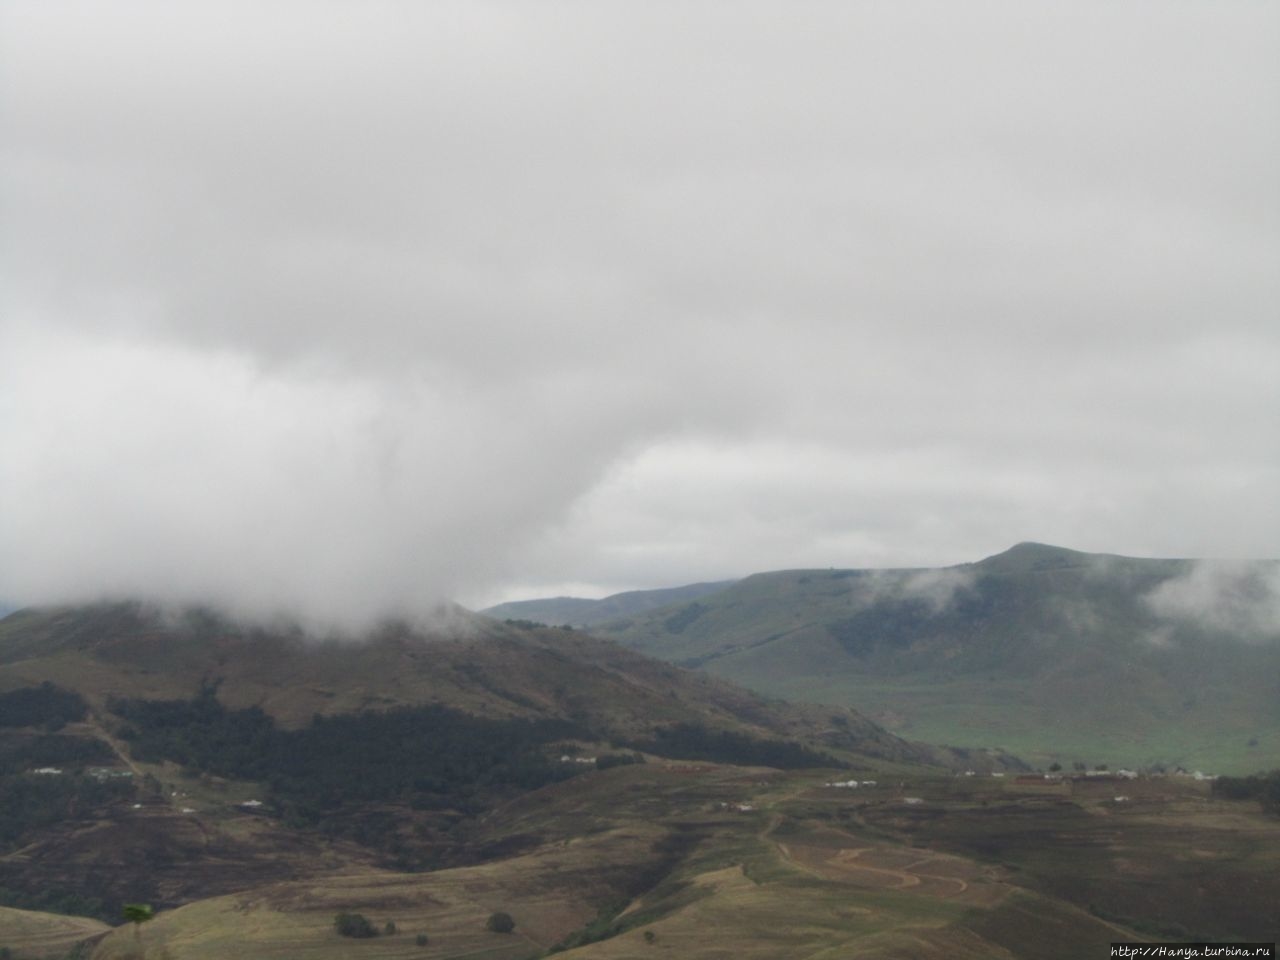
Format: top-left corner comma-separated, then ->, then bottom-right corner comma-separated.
2,2 -> 1277,625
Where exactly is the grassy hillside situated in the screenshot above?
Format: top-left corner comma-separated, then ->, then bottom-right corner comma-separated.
587,543 -> 1280,773
481,580 -> 737,629
0,603 -> 942,769
0,905 -> 109,958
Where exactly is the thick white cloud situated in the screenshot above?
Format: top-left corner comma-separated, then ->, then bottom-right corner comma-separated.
2,2 -> 1277,619
1145,562 -> 1280,639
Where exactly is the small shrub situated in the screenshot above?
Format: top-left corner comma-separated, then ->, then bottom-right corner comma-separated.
334,912 -> 378,938
416,933 -> 429,946
383,921 -> 397,935
643,929 -> 657,943
486,911 -> 516,934
121,904 -> 154,925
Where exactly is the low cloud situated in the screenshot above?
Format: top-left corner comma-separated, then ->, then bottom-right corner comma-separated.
849,567 -> 975,615
897,569 -> 976,614
1053,598 -> 1104,638
1,3 -> 1277,624
1144,562 -> 1280,640
0,325 -> 673,630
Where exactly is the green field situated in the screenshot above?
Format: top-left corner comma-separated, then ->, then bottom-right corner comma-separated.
746,674 -> 1277,774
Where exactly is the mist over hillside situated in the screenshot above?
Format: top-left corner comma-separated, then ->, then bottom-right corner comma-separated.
506,543 -> 1280,773
0,601 -> 963,770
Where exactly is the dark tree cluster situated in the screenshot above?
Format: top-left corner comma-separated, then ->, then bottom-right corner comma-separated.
1212,769 -> 1280,816
627,723 -> 843,770
547,899 -> 629,952
334,912 -> 378,938
0,733 -> 114,775
595,752 -> 646,771
109,684 -> 276,779
109,688 -> 587,825
0,683 -> 88,729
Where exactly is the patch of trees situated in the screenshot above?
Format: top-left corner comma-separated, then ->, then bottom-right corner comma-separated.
108,687 -> 588,824
627,723 -> 843,769
1212,769 -> 1280,816
332,913 -> 423,941
334,912 -> 378,938
0,769 -> 134,851
548,898 -> 629,952
270,707 -> 582,814
109,684 -> 276,779
0,683 -> 88,729
0,732 -> 114,775
595,752 -> 646,771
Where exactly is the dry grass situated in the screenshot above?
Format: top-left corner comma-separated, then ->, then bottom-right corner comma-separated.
0,905 -> 110,959
89,825 -> 659,960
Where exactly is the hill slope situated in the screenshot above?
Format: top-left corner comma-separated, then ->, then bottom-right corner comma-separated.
0,601 -> 957,768
482,579 -> 737,628
574,544 -> 1280,772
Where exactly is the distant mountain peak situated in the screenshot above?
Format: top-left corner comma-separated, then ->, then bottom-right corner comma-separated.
973,542 -> 1092,572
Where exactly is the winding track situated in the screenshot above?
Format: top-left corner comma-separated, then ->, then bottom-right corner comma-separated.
761,807 -> 979,899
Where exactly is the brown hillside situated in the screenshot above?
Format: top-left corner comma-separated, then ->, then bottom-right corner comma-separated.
0,603 -> 953,768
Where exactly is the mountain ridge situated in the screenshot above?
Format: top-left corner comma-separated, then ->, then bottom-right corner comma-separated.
481,579 -> 738,628
0,601 -> 965,770
492,543 -> 1280,772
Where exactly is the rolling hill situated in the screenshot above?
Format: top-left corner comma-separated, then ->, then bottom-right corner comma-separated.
541,543 -> 1280,773
0,601 -> 937,767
